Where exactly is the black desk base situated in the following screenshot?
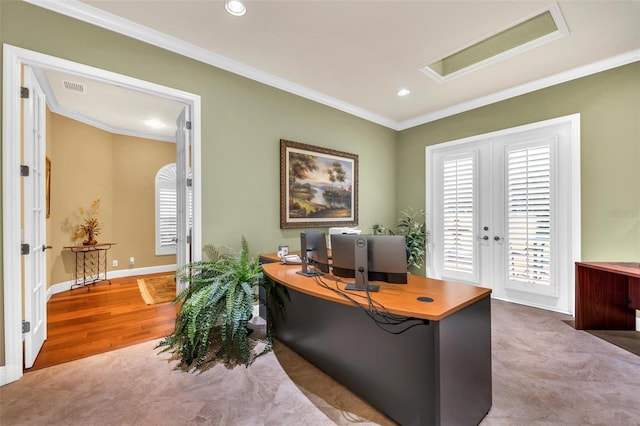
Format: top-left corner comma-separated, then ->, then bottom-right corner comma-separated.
271,287 -> 492,426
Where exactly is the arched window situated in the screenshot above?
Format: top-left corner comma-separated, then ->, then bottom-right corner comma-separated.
155,163 -> 177,255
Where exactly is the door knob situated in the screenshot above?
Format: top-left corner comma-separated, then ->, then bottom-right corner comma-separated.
494,236 -> 503,241
477,235 -> 489,241
42,244 -> 53,251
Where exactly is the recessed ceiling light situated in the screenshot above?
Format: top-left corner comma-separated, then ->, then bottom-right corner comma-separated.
396,88 -> 411,97
144,119 -> 166,129
225,0 -> 246,17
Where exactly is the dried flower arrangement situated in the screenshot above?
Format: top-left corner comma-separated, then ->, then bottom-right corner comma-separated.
73,198 -> 102,245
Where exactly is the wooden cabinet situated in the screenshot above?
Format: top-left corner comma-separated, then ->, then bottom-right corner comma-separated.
575,262 -> 640,330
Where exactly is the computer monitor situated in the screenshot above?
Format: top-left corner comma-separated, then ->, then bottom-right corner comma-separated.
297,230 -> 330,277
331,234 -> 408,290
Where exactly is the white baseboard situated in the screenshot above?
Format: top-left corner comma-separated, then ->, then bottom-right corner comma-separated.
47,264 -> 176,300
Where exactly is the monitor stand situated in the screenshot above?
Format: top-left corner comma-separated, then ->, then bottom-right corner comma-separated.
345,282 -> 379,292
344,238 -> 379,292
297,258 -> 322,277
297,270 -> 322,277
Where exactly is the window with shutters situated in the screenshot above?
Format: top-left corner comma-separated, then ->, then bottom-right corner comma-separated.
428,115 -> 578,313
156,163 -> 177,255
507,143 -> 552,286
442,155 -> 475,276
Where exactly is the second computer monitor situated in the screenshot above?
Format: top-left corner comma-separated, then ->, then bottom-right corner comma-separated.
300,230 -> 330,274
331,234 -> 408,284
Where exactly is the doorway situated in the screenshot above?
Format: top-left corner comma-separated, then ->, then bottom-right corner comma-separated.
2,45 -> 202,385
425,114 -> 581,314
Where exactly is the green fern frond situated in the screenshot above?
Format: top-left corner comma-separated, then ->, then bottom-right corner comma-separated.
157,237 -> 276,371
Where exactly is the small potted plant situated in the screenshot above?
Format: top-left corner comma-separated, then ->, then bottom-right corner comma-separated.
73,198 -> 102,245
373,207 -> 427,270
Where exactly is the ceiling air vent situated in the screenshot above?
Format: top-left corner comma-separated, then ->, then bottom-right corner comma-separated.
420,4 -> 569,82
62,80 -> 86,94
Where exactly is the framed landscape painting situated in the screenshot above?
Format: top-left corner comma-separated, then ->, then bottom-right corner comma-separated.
280,139 -> 358,229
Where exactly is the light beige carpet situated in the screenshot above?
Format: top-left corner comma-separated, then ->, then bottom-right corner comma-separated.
137,275 -> 176,304
2,301 -> 640,425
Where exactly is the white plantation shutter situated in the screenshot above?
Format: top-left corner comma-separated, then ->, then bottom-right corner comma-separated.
507,144 -> 552,286
442,156 -> 475,276
156,163 -> 177,255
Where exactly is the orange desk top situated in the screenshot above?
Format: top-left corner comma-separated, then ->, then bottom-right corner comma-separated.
261,261 -> 491,321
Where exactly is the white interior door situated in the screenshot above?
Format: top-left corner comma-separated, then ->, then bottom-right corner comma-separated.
175,107 -> 192,292
22,66 -> 48,368
427,115 -> 580,314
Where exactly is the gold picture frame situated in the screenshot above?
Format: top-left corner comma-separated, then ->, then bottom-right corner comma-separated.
280,139 -> 358,229
46,155 -> 51,219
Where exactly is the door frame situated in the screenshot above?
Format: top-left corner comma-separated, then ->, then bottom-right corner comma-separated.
2,44 -> 202,385
425,114 -> 581,312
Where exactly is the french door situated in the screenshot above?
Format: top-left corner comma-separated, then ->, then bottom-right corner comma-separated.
426,115 -> 580,314
22,66 -> 48,368
175,107 -> 192,293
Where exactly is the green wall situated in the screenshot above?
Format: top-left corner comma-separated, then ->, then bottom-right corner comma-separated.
1,1 -> 639,369
0,1 -> 397,366
0,1 -> 398,254
397,62 -> 640,262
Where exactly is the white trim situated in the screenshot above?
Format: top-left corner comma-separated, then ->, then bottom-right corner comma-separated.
2,44 -> 202,386
24,0 -> 396,130
426,113 -> 581,150
568,116 -> 582,313
46,264 -> 177,300
401,51 -> 637,130
636,316 -> 640,332
420,3 -> 570,83
2,44 -> 24,385
30,66 -> 176,143
425,113 -> 581,314
45,106 -> 175,143
23,0 -> 639,132
491,295 -> 571,316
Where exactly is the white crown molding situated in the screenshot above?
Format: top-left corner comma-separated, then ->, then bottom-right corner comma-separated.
399,49 -> 640,131
420,3 -> 570,84
51,107 -> 176,143
24,0 -> 640,132
31,65 -> 175,142
25,0 -> 397,130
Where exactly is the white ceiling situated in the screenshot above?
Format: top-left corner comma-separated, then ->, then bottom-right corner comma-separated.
35,67 -> 186,140
30,0 -> 640,135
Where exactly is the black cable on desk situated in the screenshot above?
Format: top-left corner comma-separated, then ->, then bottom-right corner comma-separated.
311,274 -> 428,335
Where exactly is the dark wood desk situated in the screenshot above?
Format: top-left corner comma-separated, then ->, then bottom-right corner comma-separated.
262,261 -> 492,426
575,262 -> 640,330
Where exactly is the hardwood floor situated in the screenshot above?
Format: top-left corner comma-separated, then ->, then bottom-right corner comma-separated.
27,273 -> 179,372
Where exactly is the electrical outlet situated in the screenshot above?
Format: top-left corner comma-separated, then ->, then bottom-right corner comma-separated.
112,260 -> 118,267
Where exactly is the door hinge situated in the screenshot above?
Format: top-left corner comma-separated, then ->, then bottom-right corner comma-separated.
186,178 -> 192,187
187,235 -> 192,244
21,244 -> 30,255
22,321 -> 31,333
20,165 -> 30,177
186,121 -> 192,130
21,86 -> 30,99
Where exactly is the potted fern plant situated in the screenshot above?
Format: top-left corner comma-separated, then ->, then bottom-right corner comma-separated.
157,237 -> 287,370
